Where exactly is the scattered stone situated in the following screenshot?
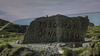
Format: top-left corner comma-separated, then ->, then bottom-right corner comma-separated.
82,43 -> 90,47
16,40 -> 20,44
58,49 -> 64,54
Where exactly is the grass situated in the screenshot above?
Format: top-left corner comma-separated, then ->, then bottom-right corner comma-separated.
0,31 -> 24,44
73,47 -> 86,55
62,47 -> 72,56
94,42 -> 100,55
9,47 -> 25,56
0,43 -> 38,56
23,52 -> 36,56
86,26 -> 100,40
0,43 -> 39,56
0,43 -> 12,48
9,46 -> 37,56
77,42 -> 100,56
0,23 -> 100,56
0,31 -> 24,37
0,43 -> 12,54
0,36 -> 24,44
0,48 -> 12,56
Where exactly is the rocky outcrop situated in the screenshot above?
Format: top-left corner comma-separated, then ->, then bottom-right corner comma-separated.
89,22 -> 94,26
22,14 -> 89,44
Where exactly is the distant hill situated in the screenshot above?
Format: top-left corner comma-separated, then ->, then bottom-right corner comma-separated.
12,12 -> 100,26
0,18 -> 28,33
3,23 -> 28,33
67,12 -> 100,26
0,19 -> 9,27
12,18 -> 35,25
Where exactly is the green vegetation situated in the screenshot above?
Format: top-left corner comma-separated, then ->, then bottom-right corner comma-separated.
3,23 -> 28,33
0,44 -> 37,56
0,48 -> 12,56
62,41 -> 100,56
62,47 -> 72,56
0,19 -> 9,28
94,42 -> 100,55
0,18 -> 100,56
71,42 -> 100,56
0,18 -> 38,56
0,43 -> 12,53
23,51 -> 36,56
86,26 -> 100,40
0,18 -> 28,33
9,47 -> 25,56
0,43 -> 12,48
0,30 -> 24,37
0,43 -> 12,56
67,26 -> 100,56
0,31 -> 24,44
73,47 -> 86,55
0,18 -> 28,43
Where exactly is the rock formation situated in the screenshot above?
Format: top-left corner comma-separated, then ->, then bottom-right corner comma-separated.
22,14 -> 89,44
89,22 -> 94,26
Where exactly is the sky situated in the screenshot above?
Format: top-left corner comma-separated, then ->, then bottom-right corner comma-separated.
0,0 -> 100,22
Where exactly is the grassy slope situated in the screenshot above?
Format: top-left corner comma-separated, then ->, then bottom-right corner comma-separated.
86,26 -> 100,40
0,18 -> 100,56
0,24 -> 100,46
0,19 -> 9,28
0,18 -> 27,44
3,23 -> 28,33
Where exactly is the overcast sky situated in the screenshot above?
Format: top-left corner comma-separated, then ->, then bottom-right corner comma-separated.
0,0 -> 100,21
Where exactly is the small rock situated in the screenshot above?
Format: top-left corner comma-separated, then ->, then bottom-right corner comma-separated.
16,40 -> 20,44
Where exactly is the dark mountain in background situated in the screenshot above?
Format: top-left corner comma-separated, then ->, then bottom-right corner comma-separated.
0,19 -> 9,28
3,23 -> 28,33
0,18 -> 28,33
12,18 -> 35,25
67,12 -> 100,26
12,12 -> 100,26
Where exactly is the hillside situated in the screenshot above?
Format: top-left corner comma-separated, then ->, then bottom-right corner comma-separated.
86,25 -> 100,39
0,19 -> 9,28
12,18 -> 35,25
0,18 -> 28,33
12,12 -> 100,26
3,23 -> 28,33
0,18 -> 100,56
0,25 -> 99,56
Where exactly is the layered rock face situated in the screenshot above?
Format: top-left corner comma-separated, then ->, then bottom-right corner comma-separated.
22,15 -> 89,44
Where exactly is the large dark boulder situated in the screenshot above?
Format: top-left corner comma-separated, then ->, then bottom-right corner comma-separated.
22,14 -> 89,44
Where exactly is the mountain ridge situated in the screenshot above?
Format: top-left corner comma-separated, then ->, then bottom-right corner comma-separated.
0,18 -> 9,27
12,13 -> 100,26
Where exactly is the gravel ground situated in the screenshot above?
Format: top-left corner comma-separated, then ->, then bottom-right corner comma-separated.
9,41 -> 89,56
9,42 -> 65,56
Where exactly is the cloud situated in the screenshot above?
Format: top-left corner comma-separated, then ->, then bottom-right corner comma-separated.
0,10 -> 18,21
0,0 -> 100,21
0,10 -> 8,15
